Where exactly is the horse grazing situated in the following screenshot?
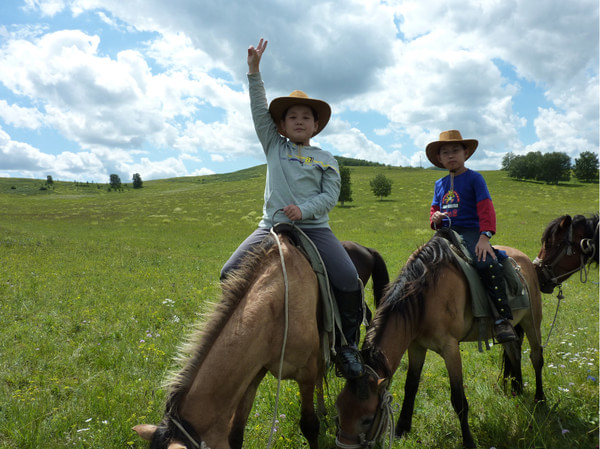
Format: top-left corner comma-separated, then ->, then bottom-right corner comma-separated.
342,240 -> 390,309
534,213 -> 599,293
133,230 -> 324,449
335,231 -> 545,449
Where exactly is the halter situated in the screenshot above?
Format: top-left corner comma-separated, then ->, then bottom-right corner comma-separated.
533,221 -> 598,288
335,366 -> 395,449
170,418 -> 210,449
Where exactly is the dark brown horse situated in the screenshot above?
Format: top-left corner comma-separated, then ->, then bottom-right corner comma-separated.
133,230 -> 324,449
335,231 -> 545,449
534,213 -> 599,293
342,241 -> 390,308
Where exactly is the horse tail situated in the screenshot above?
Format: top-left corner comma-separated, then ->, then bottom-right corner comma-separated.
368,247 -> 390,308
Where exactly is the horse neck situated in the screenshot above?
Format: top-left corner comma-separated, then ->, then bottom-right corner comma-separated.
372,314 -> 415,376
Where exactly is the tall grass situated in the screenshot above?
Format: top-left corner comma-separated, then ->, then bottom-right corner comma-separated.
0,167 -> 597,448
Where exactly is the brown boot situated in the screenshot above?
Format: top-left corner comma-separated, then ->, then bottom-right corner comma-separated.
494,318 -> 517,343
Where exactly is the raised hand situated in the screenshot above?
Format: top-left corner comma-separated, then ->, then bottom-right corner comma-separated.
247,38 -> 268,74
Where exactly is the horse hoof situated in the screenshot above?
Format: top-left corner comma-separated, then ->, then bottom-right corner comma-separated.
395,427 -> 409,438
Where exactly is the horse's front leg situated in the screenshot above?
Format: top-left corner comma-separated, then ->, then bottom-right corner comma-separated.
524,322 -> 545,402
228,368 -> 267,449
443,342 -> 475,448
297,371 -> 320,449
396,343 -> 427,437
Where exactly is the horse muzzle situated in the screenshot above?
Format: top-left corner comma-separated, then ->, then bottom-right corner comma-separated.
532,257 -> 559,293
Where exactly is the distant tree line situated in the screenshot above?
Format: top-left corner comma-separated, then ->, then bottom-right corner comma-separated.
335,156 -> 387,167
38,174 -> 144,191
502,151 -> 598,184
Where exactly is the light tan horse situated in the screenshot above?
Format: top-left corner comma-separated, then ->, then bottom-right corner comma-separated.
335,231 -> 545,449
133,230 -> 324,449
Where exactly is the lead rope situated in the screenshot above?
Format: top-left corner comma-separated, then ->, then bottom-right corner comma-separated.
266,227 -> 290,449
543,284 -> 564,348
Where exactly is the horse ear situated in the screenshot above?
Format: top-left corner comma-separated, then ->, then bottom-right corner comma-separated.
132,424 -> 157,441
560,215 -> 572,228
377,377 -> 390,391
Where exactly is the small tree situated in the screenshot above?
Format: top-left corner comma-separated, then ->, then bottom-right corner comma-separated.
109,174 -> 122,191
132,173 -> 143,189
501,152 -> 515,171
574,151 -> 599,183
338,166 -> 352,206
538,152 -> 571,184
369,173 -> 392,200
46,175 -> 54,185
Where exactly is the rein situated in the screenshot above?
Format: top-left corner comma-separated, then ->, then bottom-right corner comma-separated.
335,366 -> 396,449
266,225 -> 291,449
543,284 -> 564,348
171,418 -> 208,449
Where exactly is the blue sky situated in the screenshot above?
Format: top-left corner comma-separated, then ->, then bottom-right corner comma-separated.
0,0 -> 597,182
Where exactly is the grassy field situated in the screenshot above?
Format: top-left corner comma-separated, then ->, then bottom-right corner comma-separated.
0,166 -> 597,448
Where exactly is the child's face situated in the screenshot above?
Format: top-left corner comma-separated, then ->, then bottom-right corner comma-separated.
438,143 -> 467,172
281,105 -> 319,145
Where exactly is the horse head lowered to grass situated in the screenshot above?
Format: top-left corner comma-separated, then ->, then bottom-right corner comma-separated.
335,230 -> 545,449
534,213 -> 599,293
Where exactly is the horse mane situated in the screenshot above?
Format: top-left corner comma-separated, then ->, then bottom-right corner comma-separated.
365,230 -> 461,348
161,236 -> 278,420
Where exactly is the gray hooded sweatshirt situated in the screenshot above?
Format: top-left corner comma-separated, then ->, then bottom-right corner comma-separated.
248,72 -> 340,229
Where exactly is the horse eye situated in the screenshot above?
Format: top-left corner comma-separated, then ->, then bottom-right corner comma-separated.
360,416 -> 374,429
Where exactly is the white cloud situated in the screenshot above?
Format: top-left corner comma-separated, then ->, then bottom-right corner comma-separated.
0,100 -> 44,129
23,0 -> 66,17
0,0 -> 597,181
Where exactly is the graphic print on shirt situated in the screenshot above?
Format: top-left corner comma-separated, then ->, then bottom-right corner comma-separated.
441,189 -> 460,217
285,153 -> 337,172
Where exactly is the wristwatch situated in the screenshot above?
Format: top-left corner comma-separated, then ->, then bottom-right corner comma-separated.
481,231 -> 493,239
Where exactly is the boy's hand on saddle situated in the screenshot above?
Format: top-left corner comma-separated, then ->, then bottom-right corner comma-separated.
283,204 -> 302,221
248,38 -> 268,74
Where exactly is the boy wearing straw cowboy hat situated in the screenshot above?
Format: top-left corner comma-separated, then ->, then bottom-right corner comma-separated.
427,130 -> 517,343
221,38 -> 365,379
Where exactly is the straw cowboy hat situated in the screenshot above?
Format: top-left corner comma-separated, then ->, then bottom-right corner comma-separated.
269,90 -> 331,137
426,130 -> 478,169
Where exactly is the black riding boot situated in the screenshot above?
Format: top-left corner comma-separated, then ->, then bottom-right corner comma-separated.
482,261 -> 517,343
333,288 -> 365,379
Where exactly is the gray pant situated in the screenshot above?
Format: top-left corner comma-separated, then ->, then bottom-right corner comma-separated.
221,227 -> 360,293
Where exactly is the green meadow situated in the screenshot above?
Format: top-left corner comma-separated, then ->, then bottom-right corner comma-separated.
0,166 -> 597,448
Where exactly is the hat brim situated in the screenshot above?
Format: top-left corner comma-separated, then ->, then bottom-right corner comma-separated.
425,139 -> 478,169
269,96 -> 331,137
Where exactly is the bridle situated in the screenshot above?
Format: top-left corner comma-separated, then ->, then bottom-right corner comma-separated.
170,418 -> 209,449
533,221 -> 598,289
335,366 -> 395,449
